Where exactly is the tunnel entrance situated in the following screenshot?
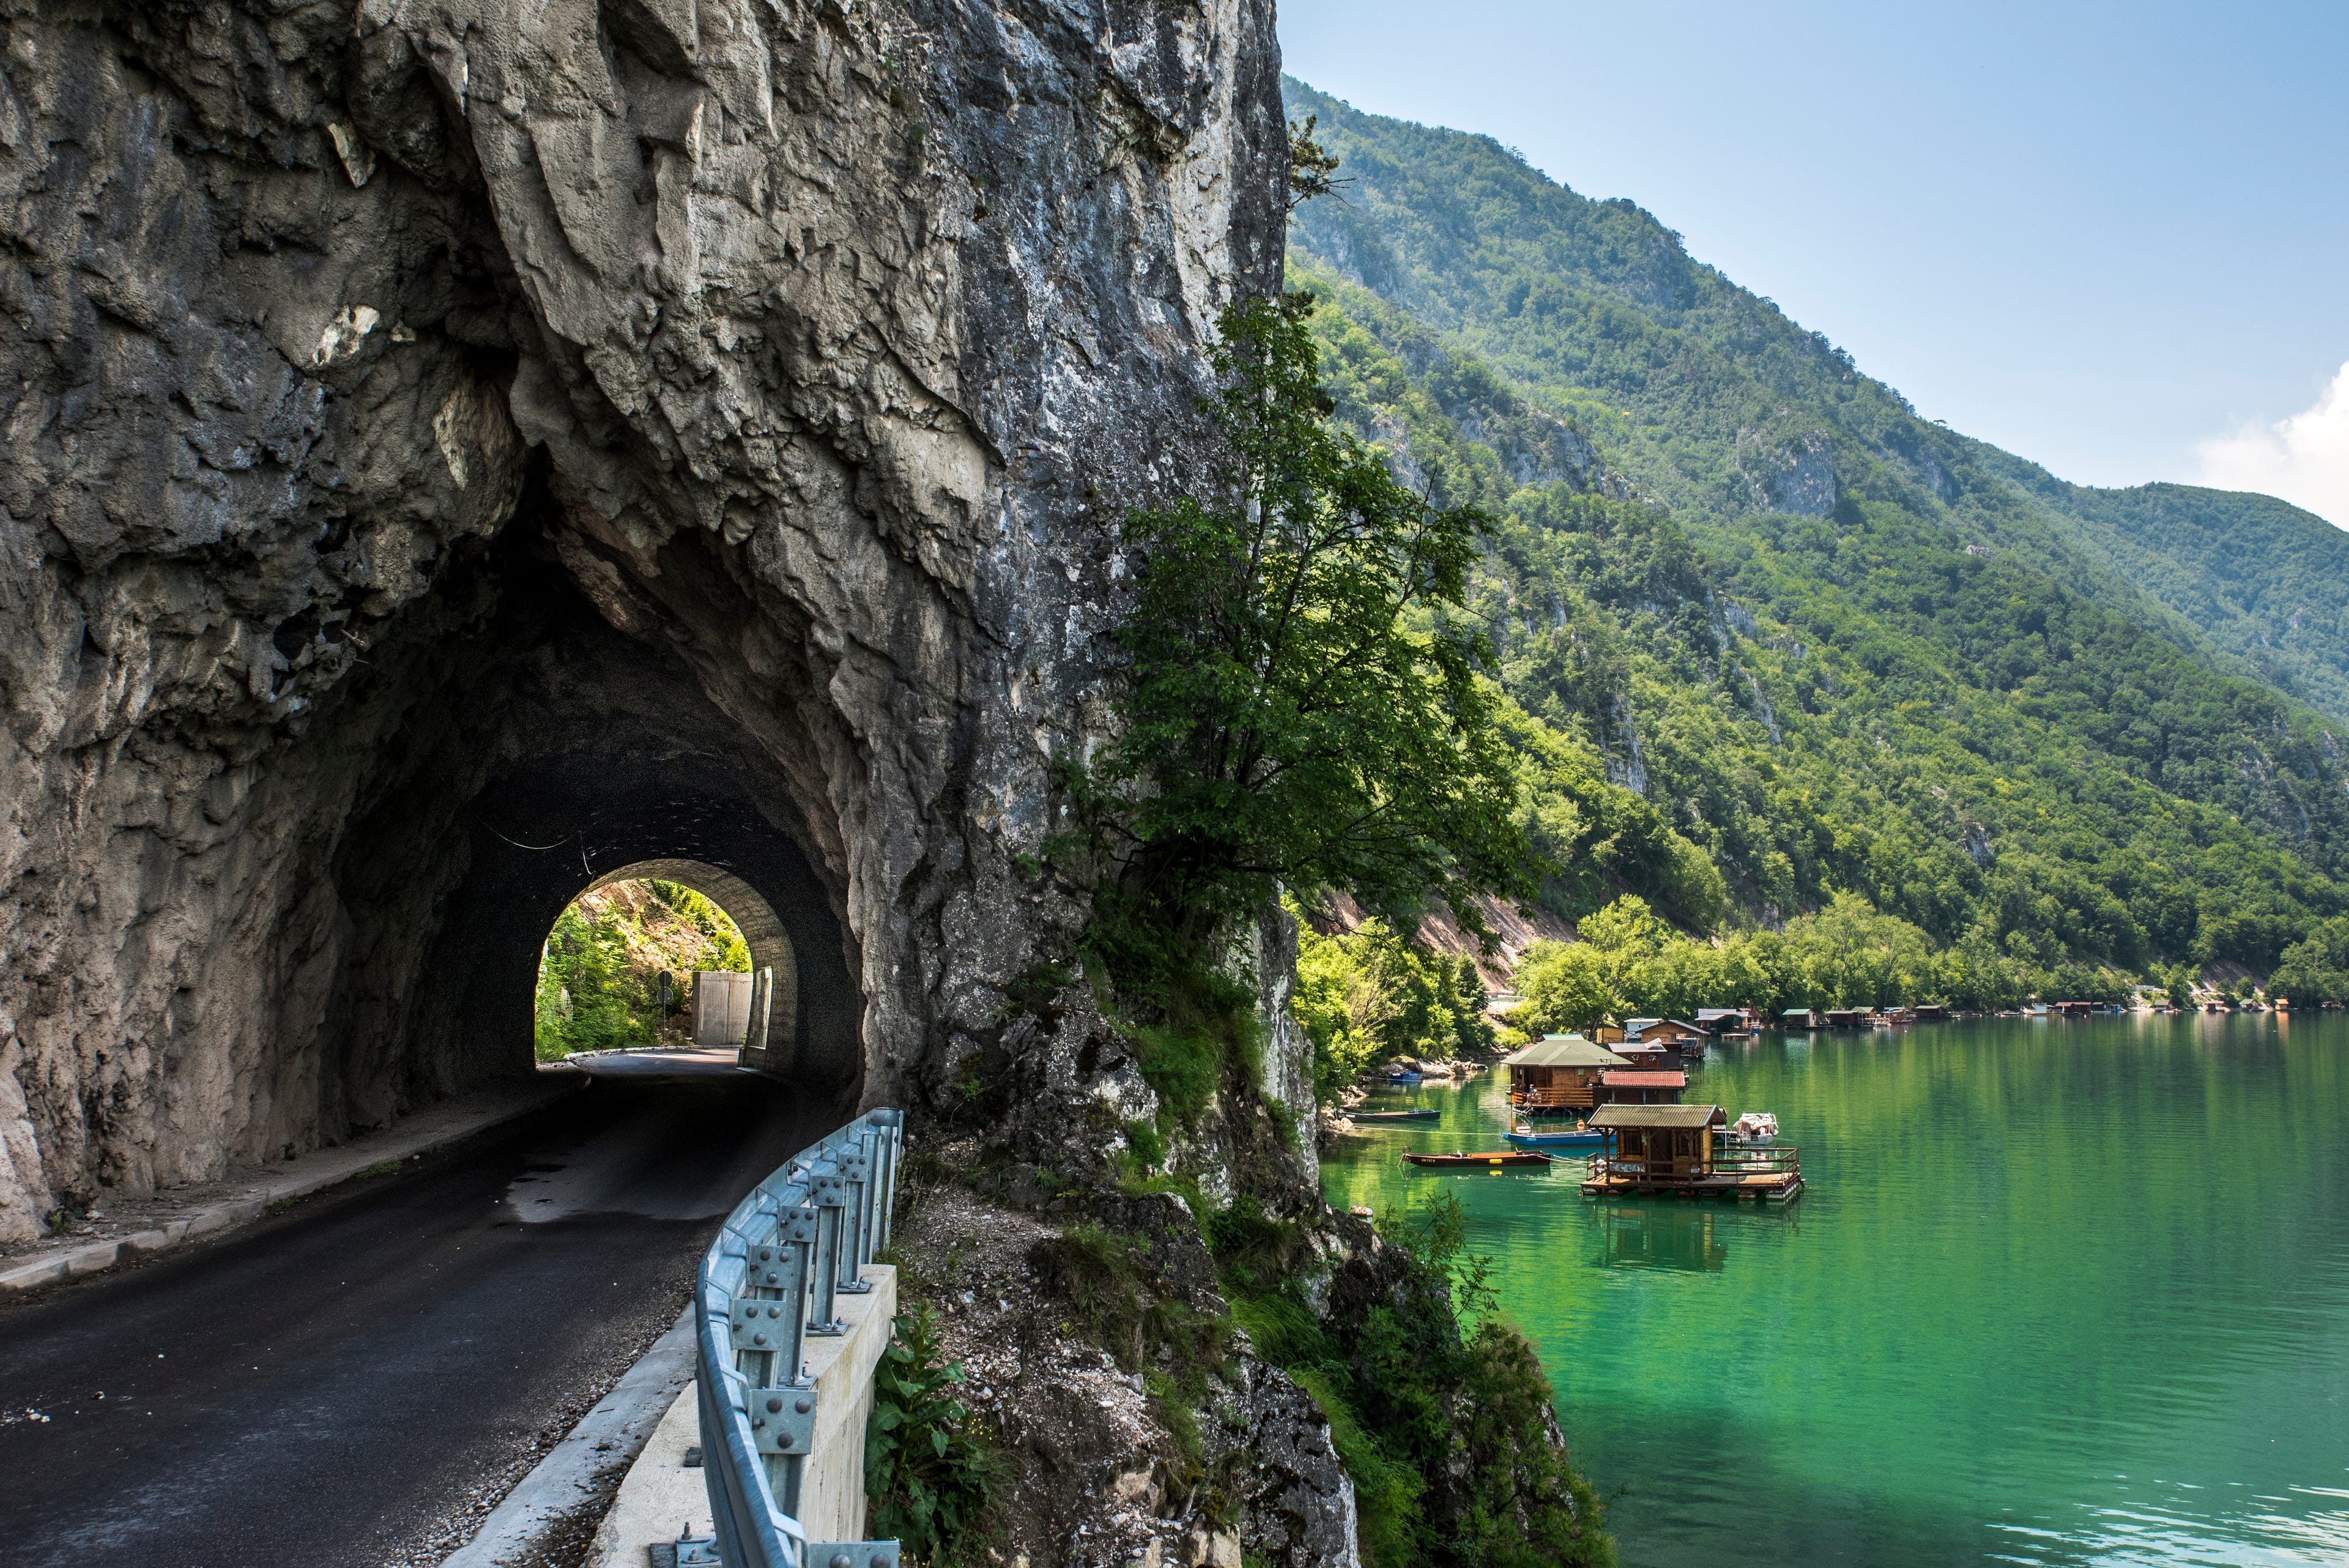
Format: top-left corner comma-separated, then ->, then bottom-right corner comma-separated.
292,510 -> 870,1140
533,866 -> 798,1069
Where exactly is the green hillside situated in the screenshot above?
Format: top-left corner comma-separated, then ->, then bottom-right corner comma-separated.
1969,460 -> 2349,723
1279,80 -> 2349,985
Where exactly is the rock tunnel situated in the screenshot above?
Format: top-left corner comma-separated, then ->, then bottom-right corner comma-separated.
377,547 -> 860,1099
0,0 -> 1286,1241
231,499 -> 875,1143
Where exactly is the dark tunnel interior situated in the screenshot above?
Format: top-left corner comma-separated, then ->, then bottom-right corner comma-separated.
302,487 -> 867,1134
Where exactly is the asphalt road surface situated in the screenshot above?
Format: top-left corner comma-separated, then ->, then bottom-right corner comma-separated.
0,1075 -> 828,1567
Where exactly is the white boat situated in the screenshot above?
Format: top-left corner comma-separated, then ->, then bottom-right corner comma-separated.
1725,1111 -> 1779,1145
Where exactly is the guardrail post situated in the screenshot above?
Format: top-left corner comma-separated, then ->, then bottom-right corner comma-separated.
836,1137 -> 874,1295
807,1157 -> 847,1336
874,1113 -> 901,1254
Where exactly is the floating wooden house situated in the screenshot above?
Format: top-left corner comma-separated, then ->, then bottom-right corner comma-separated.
1695,1008 -> 1753,1035
1581,1104 -> 1803,1202
1598,1069 -> 1687,1107
1616,1038 -> 1694,1075
1822,1008 -> 1868,1028
1912,1003 -> 1950,1022
1624,1017 -> 1707,1047
1501,1033 -> 1631,1115
1781,1008 -> 1822,1030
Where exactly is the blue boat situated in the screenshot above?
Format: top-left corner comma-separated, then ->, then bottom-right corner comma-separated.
1503,1124 -> 1606,1149
1386,1069 -> 1423,1085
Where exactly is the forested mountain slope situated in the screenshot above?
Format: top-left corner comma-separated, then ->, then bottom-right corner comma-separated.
1965,458 -> 2349,723
1279,79 -> 2349,984
1282,78 -> 2349,724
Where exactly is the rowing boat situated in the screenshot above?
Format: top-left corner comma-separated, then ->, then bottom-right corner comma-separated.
1403,1150 -> 1553,1169
1351,1109 -> 1441,1124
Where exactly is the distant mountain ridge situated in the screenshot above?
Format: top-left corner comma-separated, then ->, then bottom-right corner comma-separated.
1282,76 -> 2349,727
1279,76 -> 2349,980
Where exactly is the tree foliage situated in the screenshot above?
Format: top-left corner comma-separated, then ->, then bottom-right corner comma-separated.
1087,291 -> 1532,977
2271,918 -> 2349,1004
1290,897 -> 1493,1101
1510,893 -> 2133,1033
1286,114 -> 1346,214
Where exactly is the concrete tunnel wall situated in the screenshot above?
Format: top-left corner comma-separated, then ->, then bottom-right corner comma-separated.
584,858 -> 798,1060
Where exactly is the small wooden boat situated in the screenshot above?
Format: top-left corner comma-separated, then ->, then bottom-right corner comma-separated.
1403,1150 -> 1553,1169
1504,1124 -> 1605,1148
1351,1109 -> 1441,1124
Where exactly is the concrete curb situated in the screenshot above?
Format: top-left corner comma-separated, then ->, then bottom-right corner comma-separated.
442,1306 -> 700,1568
582,1380 -> 705,1568
0,1076 -> 583,1296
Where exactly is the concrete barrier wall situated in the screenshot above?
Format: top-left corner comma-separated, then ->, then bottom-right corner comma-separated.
590,1265 -> 897,1567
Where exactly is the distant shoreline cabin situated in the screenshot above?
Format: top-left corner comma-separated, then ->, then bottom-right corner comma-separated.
1502,1033 -> 1631,1115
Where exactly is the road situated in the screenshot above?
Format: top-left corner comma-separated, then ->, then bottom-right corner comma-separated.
0,1075 -> 828,1567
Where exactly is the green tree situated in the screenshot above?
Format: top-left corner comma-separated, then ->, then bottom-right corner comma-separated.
1089,291 -> 1532,974
2271,919 -> 2349,1003
1511,940 -> 1617,1035
1291,899 -> 1497,1102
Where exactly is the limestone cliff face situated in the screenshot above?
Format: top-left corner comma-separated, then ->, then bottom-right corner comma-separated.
0,0 -> 1288,1240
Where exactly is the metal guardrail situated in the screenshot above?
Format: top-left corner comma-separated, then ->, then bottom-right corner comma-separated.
685,1108 -> 907,1568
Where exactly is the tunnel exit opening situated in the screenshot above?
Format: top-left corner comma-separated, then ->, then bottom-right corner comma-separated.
533,862 -> 801,1072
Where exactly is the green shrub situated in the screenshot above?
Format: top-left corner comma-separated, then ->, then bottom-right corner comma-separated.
866,1306 -> 991,1564
1290,1364 -> 1424,1567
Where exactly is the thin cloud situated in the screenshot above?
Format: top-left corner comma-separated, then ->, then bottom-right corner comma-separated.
2196,362 -> 2349,529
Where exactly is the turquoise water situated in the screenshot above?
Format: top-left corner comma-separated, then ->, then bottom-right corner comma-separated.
1319,1015 -> 2349,1566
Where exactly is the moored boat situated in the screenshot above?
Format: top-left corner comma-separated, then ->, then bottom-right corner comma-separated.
1503,1123 -> 1606,1149
1404,1149 -> 1553,1169
1351,1108 -> 1441,1124
1385,1069 -> 1424,1085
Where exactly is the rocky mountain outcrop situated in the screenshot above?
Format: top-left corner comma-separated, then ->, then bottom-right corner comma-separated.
0,0 -> 1288,1254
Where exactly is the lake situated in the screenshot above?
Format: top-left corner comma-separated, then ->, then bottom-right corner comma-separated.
1317,1014 -> 2349,1566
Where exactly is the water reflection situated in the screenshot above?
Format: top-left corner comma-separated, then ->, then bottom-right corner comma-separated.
1598,1203 -> 1729,1273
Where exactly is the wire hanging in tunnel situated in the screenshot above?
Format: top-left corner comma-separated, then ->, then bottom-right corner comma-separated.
471,814 -> 577,853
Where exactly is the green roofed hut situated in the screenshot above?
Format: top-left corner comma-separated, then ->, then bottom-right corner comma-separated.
1501,1033 -> 1630,1116
1581,1104 -> 1804,1202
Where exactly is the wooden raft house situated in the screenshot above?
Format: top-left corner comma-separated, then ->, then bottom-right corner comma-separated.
1624,1017 -> 1707,1047
1580,1104 -> 1804,1203
1502,1033 -> 1631,1115
1781,1008 -> 1822,1031
1598,1069 -> 1687,1106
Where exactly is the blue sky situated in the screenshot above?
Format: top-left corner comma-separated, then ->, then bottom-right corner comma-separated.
1278,0 -> 2349,525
